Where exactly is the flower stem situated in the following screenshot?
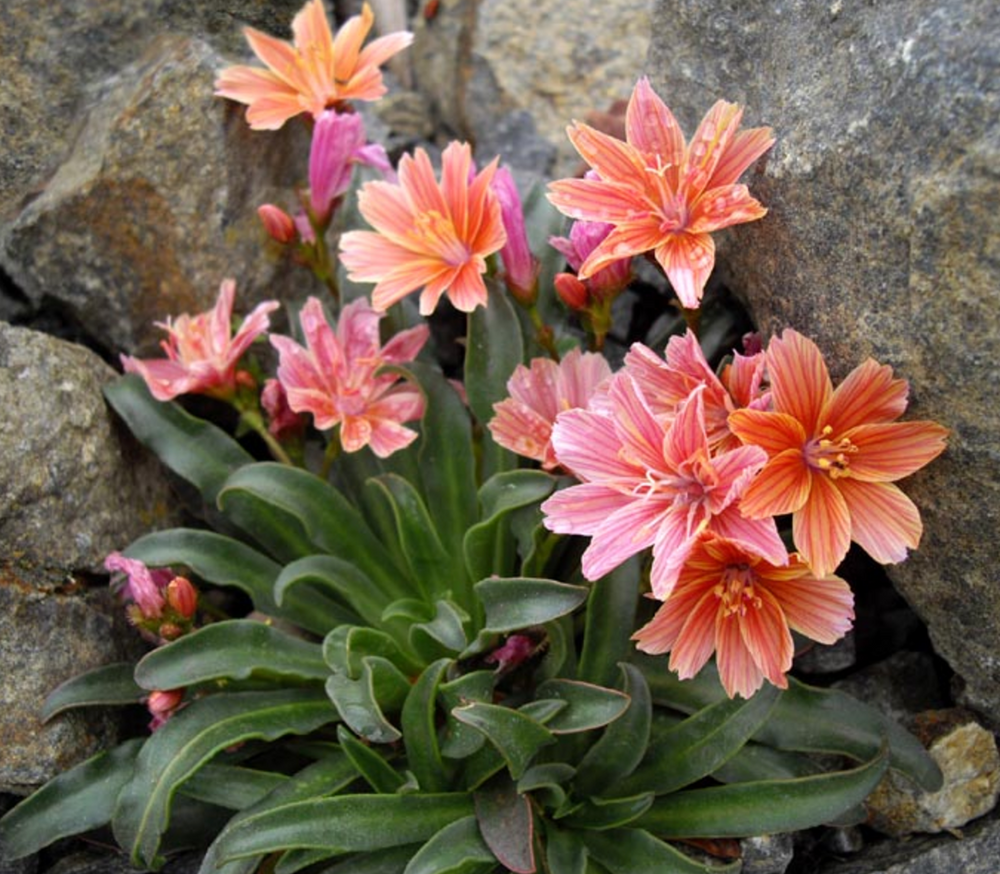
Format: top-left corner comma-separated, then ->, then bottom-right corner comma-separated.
527,304 -> 561,362
237,405 -> 295,466
319,430 -> 342,480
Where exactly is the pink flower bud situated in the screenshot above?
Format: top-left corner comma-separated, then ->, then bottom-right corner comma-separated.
493,167 -> 539,305
258,204 -> 297,244
166,576 -> 198,619
147,689 -> 185,731
554,272 -> 589,311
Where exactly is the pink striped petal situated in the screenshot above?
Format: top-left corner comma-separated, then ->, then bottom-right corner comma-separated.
845,421 -> 949,482
838,479 -> 923,566
766,329 -> 832,436
792,473 -> 851,578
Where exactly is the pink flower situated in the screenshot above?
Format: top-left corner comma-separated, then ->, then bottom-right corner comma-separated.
623,330 -> 768,453
270,296 -> 429,457
550,219 -> 632,302
542,377 -> 786,599
492,167 -> 540,304
309,110 -> 395,223
261,378 -> 307,440
105,552 -> 172,619
488,348 -> 612,470
121,279 -> 279,402
214,0 -> 414,130
547,77 -> 774,309
634,534 -> 855,699
338,142 -> 507,315
728,329 -> 949,577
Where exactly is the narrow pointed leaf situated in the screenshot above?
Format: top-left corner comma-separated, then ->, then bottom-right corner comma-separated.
276,848 -> 338,874
218,463 -> 407,597
179,764 -> 287,809
321,845 -> 421,874
560,793 -> 654,830
711,741 -> 824,784
474,773 -> 535,874
403,815 -> 495,874
574,664 -> 651,796
337,725 -> 408,793
213,794 -> 475,860
198,751 -> 359,874
452,702 -> 556,779
123,529 -> 331,636
0,738 -> 142,860
620,684 -> 780,796
135,621 -> 328,690
402,659 -> 452,792
411,600 -> 470,657
104,374 -> 253,503
42,662 -> 143,721
636,750 -> 889,838
577,559 -> 641,688
112,689 -> 336,867
582,828 -> 738,874
276,555 -> 389,629
474,578 -> 588,635
543,824 -> 587,874
464,471 -> 557,582
533,679 -> 630,734
636,658 -> 941,791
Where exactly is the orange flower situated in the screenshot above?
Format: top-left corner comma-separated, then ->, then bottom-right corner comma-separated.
634,534 -> 855,699
547,77 -> 774,309
728,329 -> 949,577
338,142 -> 507,315
214,0 -> 413,130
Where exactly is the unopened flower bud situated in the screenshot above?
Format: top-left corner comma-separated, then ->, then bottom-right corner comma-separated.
158,622 -> 184,641
258,204 -> 297,244
554,272 -> 589,311
147,688 -> 184,731
166,576 -> 198,619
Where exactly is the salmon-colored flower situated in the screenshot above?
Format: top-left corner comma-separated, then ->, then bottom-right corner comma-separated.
270,296 -> 429,457
547,77 -> 774,309
728,329 -> 949,577
121,280 -> 278,402
542,377 -> 786,599
623,330 -> 768,453
634,535 -> 855,699
338,142 -> 507,315
488,348 -> 612,470
214,0 -> 413,130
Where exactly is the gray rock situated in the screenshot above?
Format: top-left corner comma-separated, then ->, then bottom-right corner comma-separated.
646,0 -> 1000,722
740,833 -> 795,874
0,323 -> 176,570
411,0 -> 653,176
2,33 -> 310,355
819,804 -> 1000,874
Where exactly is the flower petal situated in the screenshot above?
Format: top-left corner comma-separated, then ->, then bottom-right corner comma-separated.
826,357 -> 910,431
762,564 -> 855,645
766,329 -> 832,435
716,611 -> 765,699
838,479 -> 923,566
846,421 -> 949,482
728,409 -> 806,457
625,77 -> 685,170
792,473 -> 851,578
709,126 -> 776,187
738,587 -> 793,690
653,232 -> 716,309
738,448 -> 812,518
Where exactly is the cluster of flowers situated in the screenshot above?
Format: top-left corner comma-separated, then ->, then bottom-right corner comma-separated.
110,0 -> 947,714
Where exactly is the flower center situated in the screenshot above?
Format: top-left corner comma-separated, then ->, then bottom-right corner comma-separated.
414,210 -> 471,266
805,425 -> 857,479
715,564 -> 762,618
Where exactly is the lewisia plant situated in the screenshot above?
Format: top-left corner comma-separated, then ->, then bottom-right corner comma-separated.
1,2 -> 949,873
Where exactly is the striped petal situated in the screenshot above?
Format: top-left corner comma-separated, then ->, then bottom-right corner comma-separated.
728,408 -> 806,457
689,183 -> 768,234
625,77 -> 685,171
582,498 -> 666,580
565,121 -> 651,189
792,473 -> 851,578
715,611 -> 766,699
547,177 -> 652,224
654,232 -> 716,309
766,329 -> 832,435
738,587 -> 794,689
846,421 -> 949,482
838,479 -> 923,566
663,588 -> 721,680
738,447 -> 812,518
709,126 -> 776,187
763,566 -> 855,645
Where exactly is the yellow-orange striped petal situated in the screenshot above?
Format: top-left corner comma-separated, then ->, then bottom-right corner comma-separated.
738,448 -> 812,518
826,357 -> 909,431
792,472 -> 851,578
838,479 -> 923,566
728,408 -> 806,456
846,421 -> 949,482
654,232 -> 716,309
767,329 -> 832,435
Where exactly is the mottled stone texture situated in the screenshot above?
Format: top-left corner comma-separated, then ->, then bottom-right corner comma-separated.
0,324 -> 168,789
647,0 -> 1000,721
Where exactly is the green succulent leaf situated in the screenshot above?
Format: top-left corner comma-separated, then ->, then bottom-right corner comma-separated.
325,657 -> 409,744
581,828 -> 738,874
619,683 -> 780,796
123,529 -> 331,636
276,848 -> 338,874
452,702 -> 556,779
543,823 -> 587,874
321,845 -> 422,874
368,474 -> 456,603
403,815 -> 496,874
636,658 -> 942,791
198,750 -> 360,874
0,738 -> 142,860
574,664 -> 651,797
178,763 -> 288,810
464,470 -> 557,582
411,600 -> 471,658
710,740 -> 824,784
213,793 -> 476,860
104,374 -> 253,504
517,763 -> 577,811
533,679 -> 630,735
439,671 -> 496,759
135,620 -> 329,690
324,626 -> 420,679
402,658 -> 452,792
41,662 -> 144,721
275,555 -> 390,629
636,748 -> 889,838
474,773 -> 535,874
112,688 -> 335,868
559,793 -> 655,830
218,463 -> 406,597
337,725 -> 408,793
473,577 -> 589,639
576,559 -> 641,688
